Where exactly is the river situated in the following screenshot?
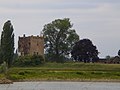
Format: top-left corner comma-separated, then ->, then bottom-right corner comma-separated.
0,82 -> 120,90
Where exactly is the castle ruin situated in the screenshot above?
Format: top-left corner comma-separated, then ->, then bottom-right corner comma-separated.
18,34 -> 44,56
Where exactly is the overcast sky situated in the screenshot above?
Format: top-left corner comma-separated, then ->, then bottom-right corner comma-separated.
0,0 -> 120,58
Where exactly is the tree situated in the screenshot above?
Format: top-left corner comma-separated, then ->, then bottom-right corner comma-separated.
43,18 -> 79,62
0,20 -> 14,68
106,55 -> 111,60
71,39 -> 99,63
118,50 -> 120,57
0,44 -> 2,64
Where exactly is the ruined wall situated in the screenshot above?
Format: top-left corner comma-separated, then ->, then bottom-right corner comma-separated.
29,36 -> 44,56
18,35 -> 44,56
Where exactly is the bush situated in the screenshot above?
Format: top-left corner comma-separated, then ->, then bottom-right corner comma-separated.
13,55 -> 44,67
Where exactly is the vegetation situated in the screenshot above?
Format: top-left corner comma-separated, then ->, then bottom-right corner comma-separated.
43,18 -> 79,62
0,19 -> 120,82
13,55 -> 45,67
118,50 -> 120,57
71,39 -> 99,63
0,20 -> 14,68
0,63 -> 120,81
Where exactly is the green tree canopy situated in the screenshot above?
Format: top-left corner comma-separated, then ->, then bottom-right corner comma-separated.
0,20 -> 14,68
71,39 -> 99,63
43,18 -> 79,62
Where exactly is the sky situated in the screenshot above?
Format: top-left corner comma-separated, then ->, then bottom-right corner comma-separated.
0,0 -> 120,58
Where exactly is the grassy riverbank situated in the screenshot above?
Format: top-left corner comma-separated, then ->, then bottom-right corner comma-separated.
0,63 -> 120,82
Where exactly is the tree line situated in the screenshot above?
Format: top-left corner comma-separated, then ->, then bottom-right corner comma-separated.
0,18 -> 100,68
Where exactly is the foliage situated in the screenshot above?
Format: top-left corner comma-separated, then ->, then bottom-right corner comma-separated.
2,63 -> 120,81
0,61 -> 8,74
118,50 -> 120,56
71,39 -> 99,63
43,18 -> 79,62
105,55 -> 111,60
0,20 -> 14,68
13,55 -> 45,66
0,47 -> 2,64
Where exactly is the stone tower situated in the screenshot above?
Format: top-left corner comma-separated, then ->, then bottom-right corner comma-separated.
18,34 -> 44,56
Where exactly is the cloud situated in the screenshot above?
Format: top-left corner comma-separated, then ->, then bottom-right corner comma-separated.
0,0 -> 120,57
0,0 -> 119,16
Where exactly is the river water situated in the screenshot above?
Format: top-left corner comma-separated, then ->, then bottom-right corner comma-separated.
0,82 -> 120,90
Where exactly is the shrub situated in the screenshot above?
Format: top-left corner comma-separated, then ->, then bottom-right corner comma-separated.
13,55 -> 44,66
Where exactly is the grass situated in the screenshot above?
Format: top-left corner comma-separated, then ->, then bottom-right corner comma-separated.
0,62 -> 120,81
